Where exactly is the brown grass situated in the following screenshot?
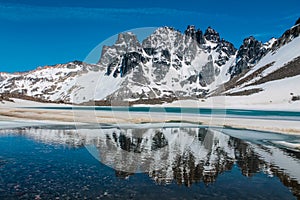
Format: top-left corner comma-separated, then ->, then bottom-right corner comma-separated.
226,88 -> 263,96
246,56 -> 300,87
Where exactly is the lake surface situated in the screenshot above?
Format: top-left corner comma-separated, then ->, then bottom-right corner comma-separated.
30,106 -> 300,121
1,125 -> 300,199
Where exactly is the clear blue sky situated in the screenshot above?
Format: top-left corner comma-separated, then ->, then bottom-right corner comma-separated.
0,0 -> 299,73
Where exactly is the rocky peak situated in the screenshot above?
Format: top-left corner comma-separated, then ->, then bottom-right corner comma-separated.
142,27 -> 183,53
229,18 -> 300,78
102,25 -> 232,100
213,39 -> 237,66
99,32 -> 142,61
184,25 -> 206,44
184,25 -> 196,36
114,32 -> 142,52
184,26 -> 237,66
204,27 -> 220,43
271,18 -> 300,51
229,36 -> 267,77
98,32 -> 144,77
145,26 -> 178,39
242,36 -> 259,47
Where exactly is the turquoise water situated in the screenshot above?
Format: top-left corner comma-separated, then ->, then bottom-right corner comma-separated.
0,126 -> 299,199
28,106 -> 300,121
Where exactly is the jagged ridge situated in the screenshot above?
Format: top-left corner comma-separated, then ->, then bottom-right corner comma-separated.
0,18 -> 299,104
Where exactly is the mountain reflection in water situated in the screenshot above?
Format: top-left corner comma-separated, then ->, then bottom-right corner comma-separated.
1,125 -> 300,199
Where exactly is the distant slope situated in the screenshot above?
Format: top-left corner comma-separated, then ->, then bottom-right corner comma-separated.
0,61 -> 101,103
213,23 -> 300,106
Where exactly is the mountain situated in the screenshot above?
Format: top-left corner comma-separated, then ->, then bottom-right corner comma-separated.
0,61 -> 101,103
211,20 -> 300,106
228,36 -> 272,77
0,18 -> 300,105
96,26 -> 236,103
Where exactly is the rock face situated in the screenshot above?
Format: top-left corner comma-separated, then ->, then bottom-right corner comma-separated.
184,25 -> 206,44
99,32 -> 144,78
0,19 -> 300,104
229,36 -> 267,77
271,21 -> 300,51
204,27 -> 220,43
100,26 -> 236,101
228,19 -> 300,77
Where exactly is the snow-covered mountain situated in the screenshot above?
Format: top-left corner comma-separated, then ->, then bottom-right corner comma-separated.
0,18 -> 299,105
0,61 -> 102,103
93,25 -> 236,103
212,20 -> 300,106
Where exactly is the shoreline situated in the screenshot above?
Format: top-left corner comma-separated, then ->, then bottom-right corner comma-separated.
1,101 -> 300,135
2,97 -> 300,112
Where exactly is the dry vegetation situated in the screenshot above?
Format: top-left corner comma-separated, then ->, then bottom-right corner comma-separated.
246,56 -> 300,87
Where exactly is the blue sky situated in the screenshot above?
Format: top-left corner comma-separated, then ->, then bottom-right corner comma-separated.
0,0 -> 299,73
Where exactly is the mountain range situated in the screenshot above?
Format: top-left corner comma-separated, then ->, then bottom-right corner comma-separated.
0,18 -> 299,105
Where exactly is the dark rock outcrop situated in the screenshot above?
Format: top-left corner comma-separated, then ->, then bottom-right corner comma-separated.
271,18 -> 300,51
113,52 -> 146,77
214,39 -> 236,66
228,18 -> 300,78
204,27 -> 220,43
229,36 -> 267,77
99,32 -> 144,77
184,25 -> 206,44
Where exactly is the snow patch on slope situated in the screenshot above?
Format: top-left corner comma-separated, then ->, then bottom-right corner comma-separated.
242,36 -> 300,80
